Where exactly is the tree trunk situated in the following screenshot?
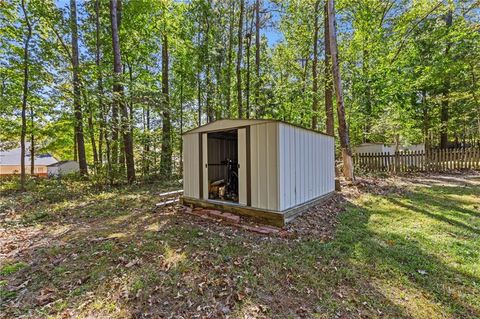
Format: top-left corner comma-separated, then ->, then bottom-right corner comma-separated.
254,0 -> 261,116
30,106 -> 34,175
20,0 -> 31,191
205,17 -> 214,123
110,0 -> 135,183
311,0 -> 320,129
226,0 -> 235,118
245,11 -> 253,119
440,9 -> 452,149
236,0 -> 244,118
159,34 -> 172,178
83,89 -> 98,166
71,0 -> 88,175
197,33 -> 202,126
363,47 -> 372,141
143,66 -> 151,176
179,71 -> 184,173
324,2 -> 334,136
206,66 -> 214,122
95,0 -> 105,166
110,2 -> 120,167
422,90 -> 430,149
73,131 -> 77,161
327,0 -> 353,180
470,63 -> 480,142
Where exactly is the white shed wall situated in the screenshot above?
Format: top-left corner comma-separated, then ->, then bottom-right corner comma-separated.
47,161 -> 79,177
183,133 -> 200,198
278,123 -> 335,211
47,166 -> 59,176
250,122 -> 280,211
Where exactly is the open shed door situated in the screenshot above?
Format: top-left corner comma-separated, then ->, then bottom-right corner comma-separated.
202,133 -> 209,199
238,128 -> 248,205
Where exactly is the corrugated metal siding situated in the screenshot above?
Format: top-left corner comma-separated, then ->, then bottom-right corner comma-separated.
238,128 -> 247,205
183,133 -> 200,198
250,122 -> 279,211
202,133 -> 209,199
278,123 -> 335,211
184,121 -> 334,213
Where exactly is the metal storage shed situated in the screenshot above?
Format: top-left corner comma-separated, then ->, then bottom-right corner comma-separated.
181,119 -> 335,227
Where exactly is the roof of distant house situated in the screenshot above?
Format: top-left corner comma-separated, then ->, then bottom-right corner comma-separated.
0,145 -> 58,166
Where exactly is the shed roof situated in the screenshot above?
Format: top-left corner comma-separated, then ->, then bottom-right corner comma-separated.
47,160 -> 77,167
183,119 -> 333,137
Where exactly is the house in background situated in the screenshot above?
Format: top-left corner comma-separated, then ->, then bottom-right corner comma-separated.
353,143 -> 395,155
0,145 -> 58,177
354,142 -> 425,155
47,160 -> 79,177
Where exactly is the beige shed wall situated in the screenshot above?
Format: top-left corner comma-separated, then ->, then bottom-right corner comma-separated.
182,133 -> 200,198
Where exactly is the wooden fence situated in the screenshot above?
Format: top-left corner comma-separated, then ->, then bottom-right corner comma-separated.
353,148 -> 480,173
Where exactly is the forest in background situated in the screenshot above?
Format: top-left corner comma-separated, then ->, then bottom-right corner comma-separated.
0,0 -> 479,184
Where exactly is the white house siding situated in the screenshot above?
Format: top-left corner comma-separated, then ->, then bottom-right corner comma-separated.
353,144 -> 385,154
183,133 -> 200,198
401,144 -> 425,152
278,123 -> 335,211
250,122 -> 280,211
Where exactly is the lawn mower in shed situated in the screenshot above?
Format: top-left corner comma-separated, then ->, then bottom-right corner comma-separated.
208,158 -> 239,202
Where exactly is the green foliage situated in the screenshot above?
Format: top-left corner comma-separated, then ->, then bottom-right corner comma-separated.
1,0 -> 479,184
0,262 -> 27,276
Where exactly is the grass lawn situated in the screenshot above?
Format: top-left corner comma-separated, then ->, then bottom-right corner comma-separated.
1,174 -> 479,318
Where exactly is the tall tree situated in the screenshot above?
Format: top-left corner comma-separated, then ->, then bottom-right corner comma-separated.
327,0 -> 353,180
160,34 -> 172,177
440,8 -> 452,149
254,0 -> 261,116
95,0 -> 106,166
245,7 -> 254,119
70,0 -> 88,175
324,2 -> 334,136
110,0 -> 135,183
311,0 -> 320,129
226,0 -> 235,118
20,0 -> 31,191
236,0 -> 244,118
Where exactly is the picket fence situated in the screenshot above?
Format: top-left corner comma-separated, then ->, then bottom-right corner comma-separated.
353,148 -> 480,173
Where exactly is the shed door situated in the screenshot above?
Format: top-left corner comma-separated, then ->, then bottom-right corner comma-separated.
202,133 -> 209,199
238,128 -> 248,205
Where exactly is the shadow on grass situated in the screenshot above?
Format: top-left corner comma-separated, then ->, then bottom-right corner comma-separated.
1,178 -> 479,318
320,192 -> 480,318
388,198 -> 479,235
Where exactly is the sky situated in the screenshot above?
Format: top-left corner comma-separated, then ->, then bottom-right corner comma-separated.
54,0 -> 285,46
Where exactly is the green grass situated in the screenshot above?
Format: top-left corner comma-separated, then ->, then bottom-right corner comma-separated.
0,175 -> 479,318
0,262 -> 27,276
